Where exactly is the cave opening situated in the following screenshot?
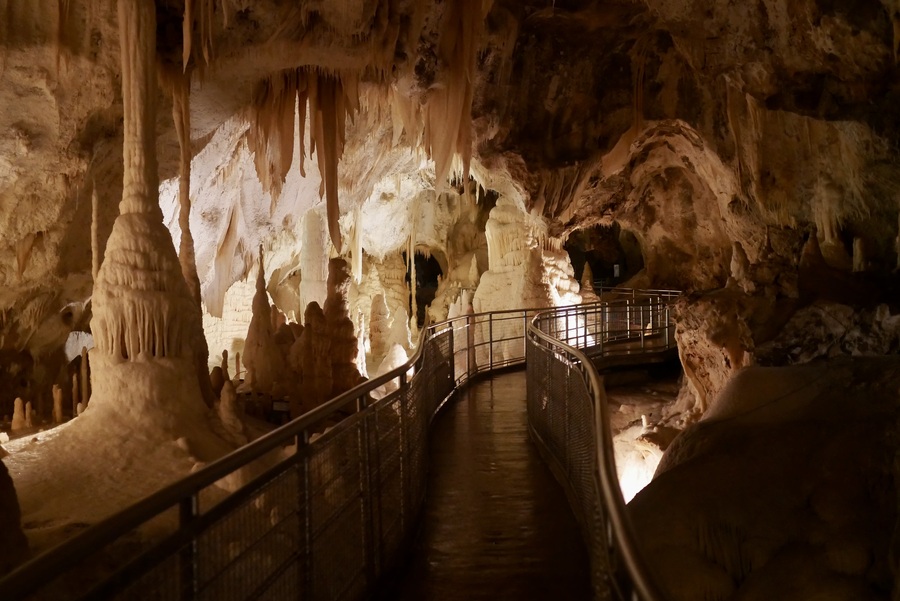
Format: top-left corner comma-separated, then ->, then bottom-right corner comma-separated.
565,222 -> 645,289
402,250 -> 444,327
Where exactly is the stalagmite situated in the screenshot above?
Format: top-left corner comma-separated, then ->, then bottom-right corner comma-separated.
221,349 -> 230,381
24,402 -> 32,429
369,293 -> 392,365
209,366 -> 225,398
168,69 -> 216,407
580,263 -> 600,304
52,385 -> 63,424
241,249 -> 286,396
11,399 -> 25,431
216,381 -> 246,446
408,195 -> 418,323
235,351 -> 242,381
323,258 -> 365,397
388,306 -> 413,350
290,302 -> 332,417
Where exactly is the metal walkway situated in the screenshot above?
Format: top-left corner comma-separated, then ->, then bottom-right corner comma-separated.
386,371 -> 591,600
1,289 -> 678,601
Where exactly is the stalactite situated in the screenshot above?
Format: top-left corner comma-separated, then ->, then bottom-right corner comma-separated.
80,346 -> 89,407
633,35 -> 648,132
91,183 -> 100,281
309,72 -> 348,252
182,0 -> 215,71
172,72 -> 202,306
408,195 -> 418,321
350,206 -> 363,284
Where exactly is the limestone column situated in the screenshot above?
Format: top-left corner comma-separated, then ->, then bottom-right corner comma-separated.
88,0 -> 207,428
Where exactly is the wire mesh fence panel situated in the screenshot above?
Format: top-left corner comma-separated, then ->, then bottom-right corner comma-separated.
371,394 -> 405,567
307,416 -> 367,601
489,312 -> 527,368
112,547 -> 184,601
527,291 -> 679,601
429,327 -> 454,403
184,466 -> 302,598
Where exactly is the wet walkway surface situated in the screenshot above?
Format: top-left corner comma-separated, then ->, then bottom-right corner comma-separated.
385,370 -> 591,600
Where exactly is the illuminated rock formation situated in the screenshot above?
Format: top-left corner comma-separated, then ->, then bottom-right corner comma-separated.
323,258 -> 365,397
10,398 -> 25,432
241,250 -> 286,396
87,0 -> 208,433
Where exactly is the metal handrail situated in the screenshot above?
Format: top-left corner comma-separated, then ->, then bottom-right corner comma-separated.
526,292 -> 679,601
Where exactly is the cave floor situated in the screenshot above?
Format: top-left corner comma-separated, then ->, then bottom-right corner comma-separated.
382,370 -> 592,600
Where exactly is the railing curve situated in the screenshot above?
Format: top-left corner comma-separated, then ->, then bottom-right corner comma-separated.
526,290 -> 679,600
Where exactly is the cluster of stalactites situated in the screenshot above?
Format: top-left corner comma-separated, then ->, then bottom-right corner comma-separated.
245,0 -> 492,248
247,67 -> 364,252
181,0 -> 223,73
421,0 -> 486,190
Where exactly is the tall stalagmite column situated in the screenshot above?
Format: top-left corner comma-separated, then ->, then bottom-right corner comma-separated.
88,0 -> 207,428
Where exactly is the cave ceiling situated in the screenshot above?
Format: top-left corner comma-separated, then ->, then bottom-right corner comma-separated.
1,0 -> 899,316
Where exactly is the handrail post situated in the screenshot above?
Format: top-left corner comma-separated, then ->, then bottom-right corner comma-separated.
467,313 -> 476,378
488,313 -> 494,370
640,305 -> 645,349
178,494 -> 199,601
524,312 -> 530,354
666,305 -> 670,348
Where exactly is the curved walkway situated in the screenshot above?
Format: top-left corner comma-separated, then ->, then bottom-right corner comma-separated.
385,371 -> 591,600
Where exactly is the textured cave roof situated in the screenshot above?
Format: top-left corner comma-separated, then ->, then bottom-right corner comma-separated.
1,0 -> 899,310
